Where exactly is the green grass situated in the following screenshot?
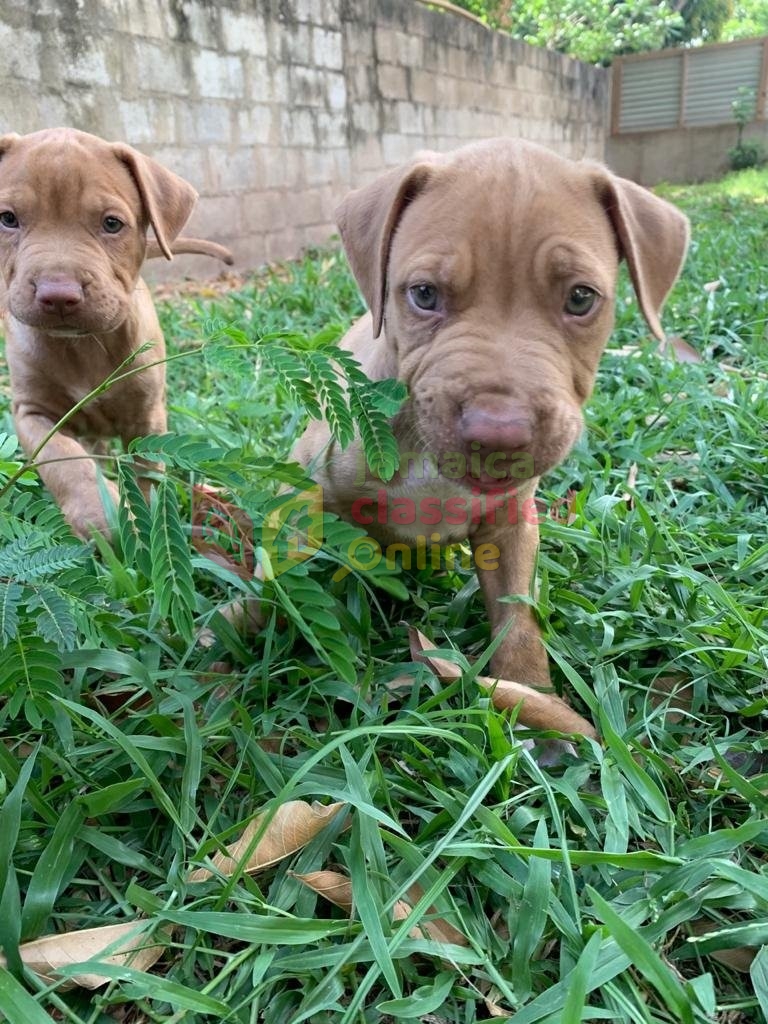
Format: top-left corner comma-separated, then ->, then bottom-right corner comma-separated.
0,167 -> 767,1023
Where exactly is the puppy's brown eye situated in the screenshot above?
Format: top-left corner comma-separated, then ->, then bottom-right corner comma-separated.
565,286 -> 598,317
408,283 -> 439,312
102,215 -> 124,234
0,210 -> 19,229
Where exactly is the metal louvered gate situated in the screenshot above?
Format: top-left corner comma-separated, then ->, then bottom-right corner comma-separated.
611,37 -> 768,135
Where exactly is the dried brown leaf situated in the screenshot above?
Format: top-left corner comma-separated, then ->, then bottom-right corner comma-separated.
404,883 -> 469,946
189,800 -> 346,882
409,627 -> 597,739
0,922 -> 169,990
648,673 -> 695,725
483,987 -> 513,1017
688,918 -> 756,972
191,484 -> 255,580
708,946 -> 757,972
292,870 -> 354,911
622,462 -> 639,505
295,870 -> 469,946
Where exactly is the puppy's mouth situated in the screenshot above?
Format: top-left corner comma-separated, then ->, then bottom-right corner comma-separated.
9,304 -> 126,336
42,326 -> 95,338
461,471 -> 530,493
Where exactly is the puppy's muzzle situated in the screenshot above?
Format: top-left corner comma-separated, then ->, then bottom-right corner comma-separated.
459,398 -> 534,488
33,274 -> 85,319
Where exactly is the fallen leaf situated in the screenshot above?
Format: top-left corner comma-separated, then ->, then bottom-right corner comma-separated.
622,462 -> 638,505
403,883 -> 469,947
648,673 -> 695,725
546,489 -> 579,525
293,869 -> 354,910
191,484 -> 255,580
189,800 -> 346,881
483,987 -> 513,1017
703,279 -> 721,293
294,870 -> 469,946
688,918 -> 756,972
408,628 -> 597,740
0,921 -> 169,990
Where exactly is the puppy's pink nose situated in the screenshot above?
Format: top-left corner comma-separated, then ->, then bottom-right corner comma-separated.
460,402 -> 533,452
35,276 -> 84,316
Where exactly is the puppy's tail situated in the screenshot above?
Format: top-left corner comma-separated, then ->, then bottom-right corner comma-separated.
145,237 -> 234,265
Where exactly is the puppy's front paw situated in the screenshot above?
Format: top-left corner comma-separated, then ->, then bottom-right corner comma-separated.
62,480 -> 119,541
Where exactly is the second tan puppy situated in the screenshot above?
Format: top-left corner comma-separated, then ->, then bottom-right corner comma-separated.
294,138 -> 689,691
0,127 -> 229,539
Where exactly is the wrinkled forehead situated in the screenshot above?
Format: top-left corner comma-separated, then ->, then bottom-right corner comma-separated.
0,136 -> 141,218
391,148 -> 619,280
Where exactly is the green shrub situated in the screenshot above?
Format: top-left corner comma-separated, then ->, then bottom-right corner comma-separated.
727,139 -> 767,171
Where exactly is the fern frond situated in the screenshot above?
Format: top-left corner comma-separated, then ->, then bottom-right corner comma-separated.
203,333 -> 253,376
304,350 -> 355,448
0,581 -> 23,646
117,464 -> 153,578
365,377 -> 408,416
348,387 -> 401,482
26,585 -> 78,651
0,492 -> 69,543
274,571 -> 358,685
260,345 -> 323,419
0,635 -> 63,694
149,479 -> 195,643
127,433 -> 227,469
0,539 -> 90,583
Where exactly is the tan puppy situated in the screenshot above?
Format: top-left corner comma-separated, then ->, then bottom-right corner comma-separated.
0,127 -> 228,539
294,138 -> 689,690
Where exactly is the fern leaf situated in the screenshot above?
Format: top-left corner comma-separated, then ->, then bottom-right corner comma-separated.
305,350 -> 355,448
366,377 -> 408,416
330,347 -> 370,388
203,334 -> 253,376
348,387 -> 401,482
260,345 -> 322,419
0,635 -> 63,693
26,585 -> 77,651
0,581 -> 23,646
117,464 -> 152,578
0,432 -> 20,461
275,573 -> 358,685
128,433 -> 227,469
149,479 -> 195,643
320,633 -> 358,685
0,492 -> 69,543
0,539 -> 89,582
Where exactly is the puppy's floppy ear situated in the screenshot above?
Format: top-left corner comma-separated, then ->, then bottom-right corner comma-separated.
336,161 -> 434,339
113,144 -> 198,261
0,133 -> 21,158
595,170 -> 690,342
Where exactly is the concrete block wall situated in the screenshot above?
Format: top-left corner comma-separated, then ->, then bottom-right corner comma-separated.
606,121 -> 768,186
0,0 -> 608,281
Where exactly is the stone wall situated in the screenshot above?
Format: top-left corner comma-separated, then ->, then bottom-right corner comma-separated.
0,0 -> 608,280
606,121 -> 768,186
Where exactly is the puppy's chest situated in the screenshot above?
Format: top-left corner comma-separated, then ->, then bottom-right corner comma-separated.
61,370 -> 157,436
25,350 -> 157,437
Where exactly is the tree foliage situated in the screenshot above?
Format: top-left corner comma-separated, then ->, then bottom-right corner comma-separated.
663,0 -> 732,45
720,0 -> 768,40
451,0 -> 756,64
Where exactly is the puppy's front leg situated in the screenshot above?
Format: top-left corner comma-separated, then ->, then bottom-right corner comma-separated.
14,407 -> 117,539
471,510 -> 550,690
